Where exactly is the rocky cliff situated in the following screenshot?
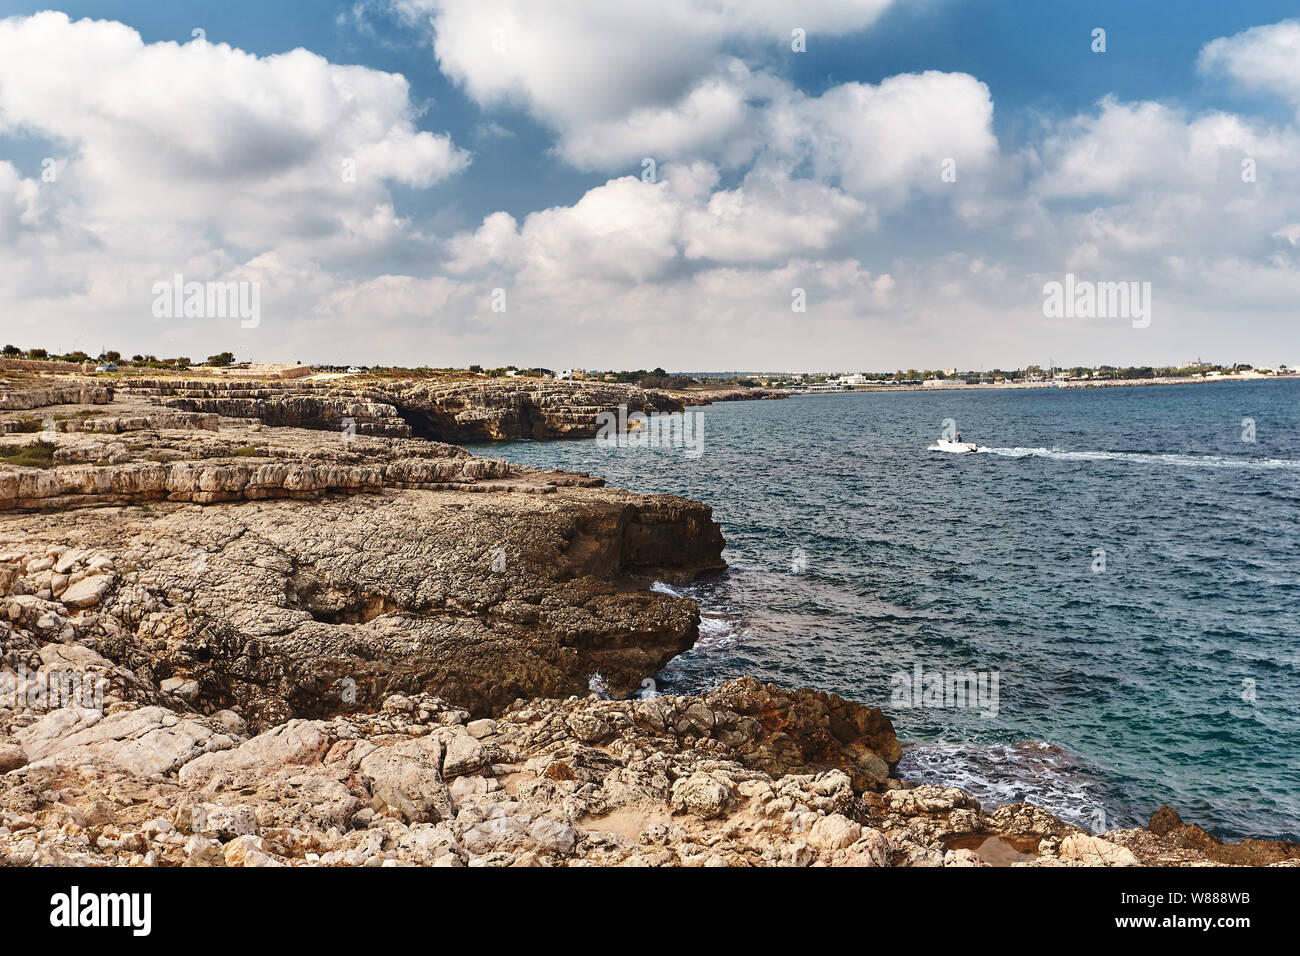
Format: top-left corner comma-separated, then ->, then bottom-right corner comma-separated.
1,486 -> 725,726
114,376 -> 683,442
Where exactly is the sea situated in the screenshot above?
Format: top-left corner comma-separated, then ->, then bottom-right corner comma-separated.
466,379 -> 1300,841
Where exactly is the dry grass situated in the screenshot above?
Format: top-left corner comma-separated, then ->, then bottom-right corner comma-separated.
0,440 -> 57,468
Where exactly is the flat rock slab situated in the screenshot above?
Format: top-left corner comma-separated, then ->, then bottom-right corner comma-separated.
178,719 -> 327,781
59,574 -> 112,608
17,706 -> 238,777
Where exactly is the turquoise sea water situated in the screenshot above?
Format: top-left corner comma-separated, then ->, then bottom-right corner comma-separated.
466,380 -> 1300,840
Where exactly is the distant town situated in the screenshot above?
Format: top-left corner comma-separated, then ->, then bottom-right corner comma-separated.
2,344 -> 1294,393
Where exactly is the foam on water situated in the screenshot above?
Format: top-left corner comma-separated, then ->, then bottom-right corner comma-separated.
976,446 -> 1300,469
899,740 -> 1121,831
654,581 -> 739,648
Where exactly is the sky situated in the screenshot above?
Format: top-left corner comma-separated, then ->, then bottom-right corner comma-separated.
0,1 -> 1298,372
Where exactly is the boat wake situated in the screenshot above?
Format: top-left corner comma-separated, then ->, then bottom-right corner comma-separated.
974,446 -> 1300,470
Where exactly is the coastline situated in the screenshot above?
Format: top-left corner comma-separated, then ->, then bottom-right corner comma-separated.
783,373 -> 1299,395
1,369 -> 1296,865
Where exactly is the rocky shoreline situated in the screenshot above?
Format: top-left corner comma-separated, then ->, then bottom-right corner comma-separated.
1,370 -> 1295,866
110,376 -> 688,443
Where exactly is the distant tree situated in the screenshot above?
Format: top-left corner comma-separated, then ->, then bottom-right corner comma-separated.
1,344 -> 20,356
60,351 -> 90,363
468,364 -> 483,373
131,355 -> 144,363
28,348 -> 48,359
207,352 -> 235,367
104,350 -> 121,362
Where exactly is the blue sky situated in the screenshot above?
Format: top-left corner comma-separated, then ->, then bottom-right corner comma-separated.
1,2 -> 1298,369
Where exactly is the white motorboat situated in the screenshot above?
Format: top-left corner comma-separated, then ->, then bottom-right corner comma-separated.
933,439 -> 978,454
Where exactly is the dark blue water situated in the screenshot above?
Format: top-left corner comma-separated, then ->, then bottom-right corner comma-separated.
467,380 -> 1300,840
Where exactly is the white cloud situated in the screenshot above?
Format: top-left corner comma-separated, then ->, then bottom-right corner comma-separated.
0,11 -> 471,358
0,161 -> 44,241
771,71 -> 999,201
556,65 -> 764,170
1199,19 -> 1300,106
447,161 -> 867,283
0,11 -> 468,259
4,10 -> 1300,370
398,0 -> 895,119
392,0 -> 899,168
680,172 -> 867,262
556,65 -> 1001,210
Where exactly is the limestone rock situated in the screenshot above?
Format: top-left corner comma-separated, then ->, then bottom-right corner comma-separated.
18,706 -> 235,777
178,719 -> 326,781
0,741 -> 26,773
360,737 -> 453,824
670,772 -> 735,819
59,574 -> 111,608
199,804 -> 258,840
442,734 -> 487,778
809,813 -> 862,851
1058,834 -> 1140,867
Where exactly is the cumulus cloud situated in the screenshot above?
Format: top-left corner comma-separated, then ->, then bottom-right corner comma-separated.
396,0 -> 895,118
391,0 -> 899,168
1033,95 -> 1300,265
0,11 -> 468,257
3,8 -> 1300,370
768,72 -> 999,201
0,11 -> 469,357
0,161 -> 44,242
554,65 -> 1001,204
1199,19 -> 1300,106
556,65 -> 766,170
447,162 -> 867,283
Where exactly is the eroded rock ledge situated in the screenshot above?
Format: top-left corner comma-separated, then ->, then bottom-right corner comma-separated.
1,375 -> 727,727
1,489 -> 726,726
114,377 -> 685,442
